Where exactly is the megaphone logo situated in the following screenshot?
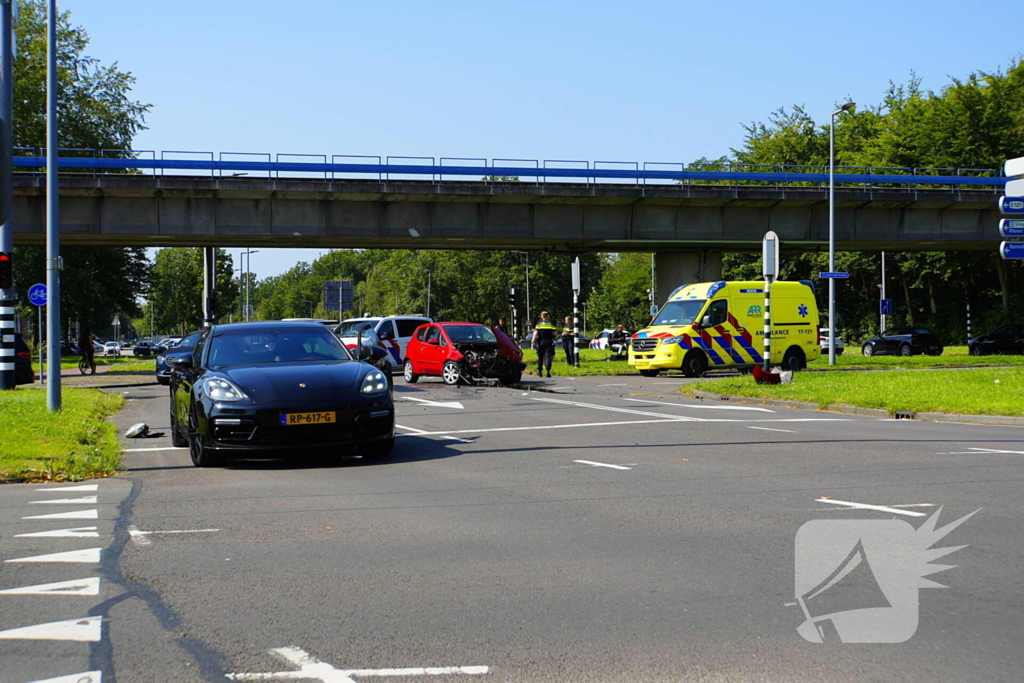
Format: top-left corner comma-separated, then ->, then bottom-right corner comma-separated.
792,508 -> 978,643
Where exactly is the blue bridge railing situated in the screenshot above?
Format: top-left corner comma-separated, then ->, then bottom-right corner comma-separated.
10,149 -> 1009,190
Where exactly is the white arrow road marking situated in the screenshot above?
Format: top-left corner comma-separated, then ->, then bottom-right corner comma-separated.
815,498 -> 928,517
574,460 -> 632,470
29,496 -> 98,505
123,446 -> 187,452
226,646 -> 488,682
5,548 -> 102,563
746,426 -> 797,433
396,425 -> 472,444
22,671 -> 102,683
0,577 -> 100,596
624,397 -> 776,412
35,484 -> 98,492
532,396 -> 698,421
16,526 -> 99,538
23,509 -> 98,520
128,526 -> 221,546
0,616 -> 102,641
402,397 -> 465,409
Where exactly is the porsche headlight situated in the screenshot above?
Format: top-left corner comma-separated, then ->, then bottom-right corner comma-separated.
199,377 -> 247,401
360,370 -> 388,394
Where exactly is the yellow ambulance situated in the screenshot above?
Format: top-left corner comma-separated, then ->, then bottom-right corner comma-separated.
628,280 -> 820,377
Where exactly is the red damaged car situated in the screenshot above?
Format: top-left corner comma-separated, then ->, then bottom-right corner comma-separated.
403,322 -> 526,385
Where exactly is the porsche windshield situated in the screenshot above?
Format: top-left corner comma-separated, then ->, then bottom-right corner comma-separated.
208,328 -> 351,367
651,300 -> 707,326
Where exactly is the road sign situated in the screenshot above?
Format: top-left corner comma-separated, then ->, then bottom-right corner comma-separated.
571,257 -> 581,293
1006,156 -> 1024,178
880,299 -> 892,315
243,304 -> 254,318
762,231 -> 780,279
999,242 -> 1024,260
1000,219 -> 1024,237
999,196 -> 1024,214
28,283 -> 47,306
819,272 -> 850,279
1006,178 -> 1024,196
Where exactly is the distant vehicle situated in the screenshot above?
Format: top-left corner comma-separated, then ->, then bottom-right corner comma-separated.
818,328 -> 845,356
168,321 -> 394,467
158,337 -> 182,348
862,327 -> 943,357
132,341 -> 166,357
968,324 -> 1024,356
102,342 -> 122,357
405,323 -> 525,385
589,329 -> 616,350
333,316 -> 432,370
518,333 -> 591,350
331,322 -> 393,388
281,318 -> 337,326
156,331 -> 202,385
13,332 -> 34,385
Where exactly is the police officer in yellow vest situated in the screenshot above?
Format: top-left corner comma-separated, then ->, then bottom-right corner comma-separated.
531,311 -> 558,378
561,315 -> 576,365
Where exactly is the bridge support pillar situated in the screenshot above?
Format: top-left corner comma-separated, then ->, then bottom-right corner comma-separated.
654,250 -> 723,305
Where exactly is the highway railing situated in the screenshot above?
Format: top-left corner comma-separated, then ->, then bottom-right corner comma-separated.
10,149 -> 1009,191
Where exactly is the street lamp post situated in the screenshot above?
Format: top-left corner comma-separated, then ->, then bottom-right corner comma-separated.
513,251 -> 531,326
416,267 -> 432,318
241,249 -> 259,321
828,102 -> 855,366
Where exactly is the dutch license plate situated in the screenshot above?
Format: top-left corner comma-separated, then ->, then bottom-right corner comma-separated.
280,411 -> 336,426
636,360 -> 649,368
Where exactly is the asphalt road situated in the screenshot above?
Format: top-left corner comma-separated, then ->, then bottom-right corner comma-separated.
2,372 -> 1022,683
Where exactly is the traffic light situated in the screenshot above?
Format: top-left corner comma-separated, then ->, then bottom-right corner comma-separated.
0,252 -> 11,289
508,287 -> 519,307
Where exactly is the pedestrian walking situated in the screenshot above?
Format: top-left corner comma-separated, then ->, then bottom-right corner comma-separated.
561,315 -> 575,365
531,311 -> 557,378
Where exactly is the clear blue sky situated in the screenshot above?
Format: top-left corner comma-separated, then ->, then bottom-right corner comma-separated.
63,0 -> 1020,278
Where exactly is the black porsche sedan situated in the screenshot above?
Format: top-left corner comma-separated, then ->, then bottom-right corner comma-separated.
861,327 -> 944,357
169,321 -> 394,467
967,324 -> 1024,356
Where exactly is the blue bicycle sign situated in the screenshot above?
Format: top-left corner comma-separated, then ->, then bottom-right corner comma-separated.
28,283 -> 47,307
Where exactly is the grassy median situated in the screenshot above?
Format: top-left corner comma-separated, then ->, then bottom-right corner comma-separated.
683,367 -> 1024,417
0,387 -> 124,482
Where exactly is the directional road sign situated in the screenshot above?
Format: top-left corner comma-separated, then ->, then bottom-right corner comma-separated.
763,231 -> 780,279
1000,219 -> 1024,238
819,272 -> 850,279
999,196 -> 1024,214
1006,156 -> 1024,178
28,283 -> 47,307
1006,178 -> 1024,196
999,242 -> 1024,260
880,299 -> 892,315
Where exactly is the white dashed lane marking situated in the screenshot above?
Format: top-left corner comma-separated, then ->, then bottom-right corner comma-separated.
746,426 -> 797,433
23,509 -> 98,520
815,498 -> 930,517
574,460 -> 633,471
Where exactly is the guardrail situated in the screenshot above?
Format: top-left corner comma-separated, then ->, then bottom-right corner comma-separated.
9,149 -> 1008,191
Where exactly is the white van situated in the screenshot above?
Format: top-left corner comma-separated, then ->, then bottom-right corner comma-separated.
333,316 -> 433,370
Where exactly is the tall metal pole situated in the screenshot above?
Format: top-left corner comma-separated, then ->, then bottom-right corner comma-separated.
0,0 -> 15,391
827,102 -> 853,367
880,251 -> 886,333
46,0 -> 61,410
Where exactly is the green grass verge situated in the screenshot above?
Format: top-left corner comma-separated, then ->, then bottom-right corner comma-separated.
684,367 -> 1024,417
34,355 -> 159,372
811,345 -> 1024,369
0,387 -> 125,482
521,348 -> 632,376
104,360 -> 156,373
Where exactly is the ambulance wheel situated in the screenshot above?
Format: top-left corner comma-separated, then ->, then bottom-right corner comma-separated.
781,347 -> 806,371
639,369 -> 660,377
681,351 -> 708,378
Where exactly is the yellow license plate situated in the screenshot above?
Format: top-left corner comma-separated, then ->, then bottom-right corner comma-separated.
635,361 -> 649,368
279,411 -> 336,426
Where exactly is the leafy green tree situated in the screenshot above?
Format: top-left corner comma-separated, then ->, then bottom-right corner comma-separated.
149,248 -> 238,335
10,1 -> 153,339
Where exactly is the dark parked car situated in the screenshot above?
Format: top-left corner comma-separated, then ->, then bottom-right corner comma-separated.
169,321 -> 394,467
861,327 -> 944,357
968,324 -> 1024,356
133,341 -> 166,357
13,332 -> 34,385
156,331 -> 201,385
406,323 -> 526,385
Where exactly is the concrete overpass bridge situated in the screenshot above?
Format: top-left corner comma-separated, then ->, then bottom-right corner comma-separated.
8,154 -> 1008,301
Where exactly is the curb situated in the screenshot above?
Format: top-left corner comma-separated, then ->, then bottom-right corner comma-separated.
689,390 -> 1024,427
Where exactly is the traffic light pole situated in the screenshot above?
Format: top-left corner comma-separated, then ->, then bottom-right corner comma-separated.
0,0 -> 15,392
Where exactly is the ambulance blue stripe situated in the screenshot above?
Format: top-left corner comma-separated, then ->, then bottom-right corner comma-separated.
693,336 -> 726,365
734,335 -> 763,363
712,334 -> 745,364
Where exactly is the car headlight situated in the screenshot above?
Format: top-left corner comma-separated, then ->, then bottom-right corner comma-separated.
198,377 -> 247,401
157,355 -> 166,363
662,336 -> 682,346
360,370 -> 389,394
